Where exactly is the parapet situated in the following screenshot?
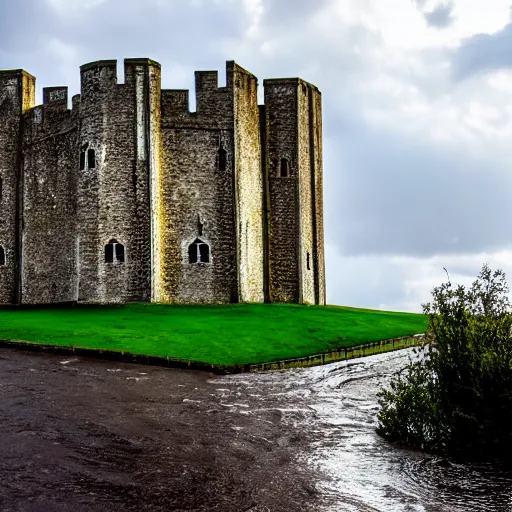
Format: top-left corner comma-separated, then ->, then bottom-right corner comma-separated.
124,58 -> 161,85
71,94 -> 81,111
263,77 -> 321,94
0,69 -> 36,113
195,70 -> 222,92
161,89 -> 190,117
80,60 -> 117,96
79,59 -> 117,74
43,87 -> 68,109
0,68 -> 35,80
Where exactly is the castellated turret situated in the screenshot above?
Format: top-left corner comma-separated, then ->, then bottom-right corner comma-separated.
0,58 -> 326,306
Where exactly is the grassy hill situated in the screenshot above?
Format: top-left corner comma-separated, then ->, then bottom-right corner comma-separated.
0,303 -> 428,366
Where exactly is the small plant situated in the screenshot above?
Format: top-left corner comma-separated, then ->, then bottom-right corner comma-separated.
377,264 -> 512,461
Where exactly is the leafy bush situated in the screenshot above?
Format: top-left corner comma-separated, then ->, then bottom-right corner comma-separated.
377,264 -> 512,461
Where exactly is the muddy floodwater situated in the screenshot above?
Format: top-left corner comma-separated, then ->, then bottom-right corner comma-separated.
1,348 -> 512,511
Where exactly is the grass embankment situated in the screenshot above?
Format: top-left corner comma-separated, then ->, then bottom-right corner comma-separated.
0,303 -> 427,367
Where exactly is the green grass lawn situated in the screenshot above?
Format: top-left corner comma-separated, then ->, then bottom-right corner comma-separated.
0,303 -> 428,366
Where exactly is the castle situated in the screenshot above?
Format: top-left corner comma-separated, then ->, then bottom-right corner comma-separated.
0,58 -> 325,306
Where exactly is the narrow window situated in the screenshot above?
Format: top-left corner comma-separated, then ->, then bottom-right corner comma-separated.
199,243 -> 210,263
105,239 -> 125,264
0,176 -> 3,201
307,252 -> 311,271
87,149 -> 96,169
115,243 -> 125,263
280,158 -> 289,177
0,246 -> 5,266
80,151 -> 86,170
105,242 -> 114,263
188,239 -> 210,264
189,243 -> 198,264
218,147 -> 227,172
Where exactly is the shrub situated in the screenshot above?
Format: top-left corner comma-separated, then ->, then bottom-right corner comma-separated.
377,264 -> 512,461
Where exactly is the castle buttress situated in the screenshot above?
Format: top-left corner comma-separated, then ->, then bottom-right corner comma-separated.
0,58 -> 325,306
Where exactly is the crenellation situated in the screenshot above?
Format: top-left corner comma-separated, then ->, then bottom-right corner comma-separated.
0,57 -> 325,306
124,58 -> 161,85
71,94 -> 81,112
43,86 -> 68,107
80,60 -> 117,100
161,89 -> 192,119
195,70 -> 221,91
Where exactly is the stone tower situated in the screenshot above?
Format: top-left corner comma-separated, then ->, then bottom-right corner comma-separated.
158,61 -> 264,304
0,58 -> 326,306
76,59 -> 161,304
262,79 -> 326,305
0,69 -> 35,304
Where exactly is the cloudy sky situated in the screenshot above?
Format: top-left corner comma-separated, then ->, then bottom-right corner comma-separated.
1,0 -> 511,312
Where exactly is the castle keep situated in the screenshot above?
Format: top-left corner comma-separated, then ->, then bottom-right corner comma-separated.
0,58 -> 325,305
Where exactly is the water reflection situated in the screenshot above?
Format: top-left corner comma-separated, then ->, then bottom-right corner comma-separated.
217,349 -> 512,511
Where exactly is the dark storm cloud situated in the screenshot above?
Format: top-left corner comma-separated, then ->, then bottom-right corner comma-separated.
451,23 -> 512,80
424,3 -> 455,28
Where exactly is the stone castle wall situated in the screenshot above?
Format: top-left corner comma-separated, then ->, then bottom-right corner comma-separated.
263,78 -> 325,305
0,58 -> 325,306
310,88 -> 326,305
0,70 -> 35,304
263,80 -> 300,303
22,90 -> 78,304
76,60 -> 156,304
159,63 -> 238,303
233,64 -> 265,303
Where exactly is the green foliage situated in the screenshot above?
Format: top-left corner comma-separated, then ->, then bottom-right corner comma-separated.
377,264 -> 512,461
0,303 -> 427,366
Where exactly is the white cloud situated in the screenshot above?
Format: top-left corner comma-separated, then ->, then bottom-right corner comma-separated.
328,247 -> 512,313
45,0 -> 107,15
243,0 -> 264,38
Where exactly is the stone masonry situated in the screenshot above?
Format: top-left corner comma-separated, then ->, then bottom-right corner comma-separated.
0,58 -> 326,305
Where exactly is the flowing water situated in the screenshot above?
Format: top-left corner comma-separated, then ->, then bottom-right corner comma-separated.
218,349 -> 512,511
1,347 -> 511,511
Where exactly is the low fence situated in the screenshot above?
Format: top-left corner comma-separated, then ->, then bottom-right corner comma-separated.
247,334 -> 426,372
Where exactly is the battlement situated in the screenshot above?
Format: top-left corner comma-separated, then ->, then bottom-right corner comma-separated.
160,61 -> 258,120
0,68 -> 35,80
0,69 -> 36,114
124,58 -> 161,85
263,77 -> 321,93
79,60 -> 117,97
161,89 -> 191,117
2,60 -> 320,119
43,87 -> 68,107
79,60 -> 118,74
72,94 -> 81,110
195,70 -> 222,92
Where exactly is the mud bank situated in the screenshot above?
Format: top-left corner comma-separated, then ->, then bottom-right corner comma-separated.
0,348 -> 318,511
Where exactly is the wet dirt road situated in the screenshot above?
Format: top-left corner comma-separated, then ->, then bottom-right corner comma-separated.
0,349 -> 316,512
2,347 -> 512,511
